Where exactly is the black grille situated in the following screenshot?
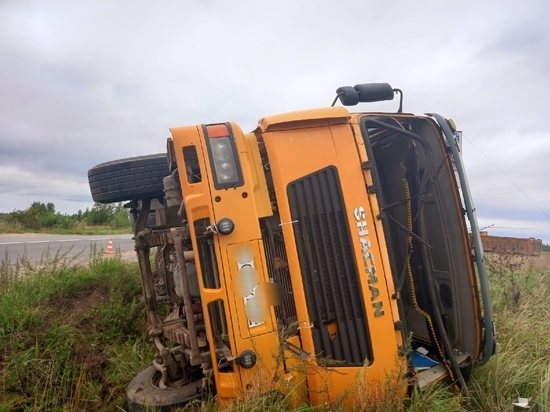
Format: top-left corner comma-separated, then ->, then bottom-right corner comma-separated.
288,167 -> 372,366
262,225 -> 298,330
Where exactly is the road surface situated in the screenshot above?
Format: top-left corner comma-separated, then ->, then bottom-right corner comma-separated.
0,234 -> 136,264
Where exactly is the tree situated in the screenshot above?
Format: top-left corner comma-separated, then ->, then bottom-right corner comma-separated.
84,203 -> 130,228
8,201 -> 76,230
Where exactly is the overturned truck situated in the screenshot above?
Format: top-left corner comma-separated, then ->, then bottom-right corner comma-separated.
88,83 -> 495,410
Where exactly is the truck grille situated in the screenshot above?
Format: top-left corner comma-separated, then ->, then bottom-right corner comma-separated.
262,228 -> 298,329
288,167 -> 372,366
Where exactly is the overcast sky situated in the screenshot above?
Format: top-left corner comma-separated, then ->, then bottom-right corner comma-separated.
1,0 -> 549,243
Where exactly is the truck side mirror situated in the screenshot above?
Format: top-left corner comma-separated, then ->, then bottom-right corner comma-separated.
354,83 -> 394,103
334,86 -> 359,106
332,82 -> 402,112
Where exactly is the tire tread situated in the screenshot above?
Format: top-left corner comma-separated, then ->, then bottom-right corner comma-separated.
88,153 -> 167,203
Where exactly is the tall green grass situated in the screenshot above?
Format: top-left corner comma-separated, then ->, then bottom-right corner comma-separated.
0,250 -> 152,411
1,250 -> 548,411
469,253 -> 550,411
0,223 -> 131,235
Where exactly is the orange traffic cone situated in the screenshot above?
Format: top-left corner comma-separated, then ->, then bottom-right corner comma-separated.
104,238 -> 114,254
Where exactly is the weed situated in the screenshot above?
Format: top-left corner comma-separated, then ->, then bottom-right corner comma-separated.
407,384 -> 465,412
1,249 -> 549,411
0,252 -> 147,411
347,339 -> 409,412
469,253 -> 550,411
538,363 -> 550,411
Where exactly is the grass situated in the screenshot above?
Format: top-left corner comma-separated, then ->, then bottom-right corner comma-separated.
0,214 -> 131,235
1,250 -> 549,411
0,250 -> 152,411
0,224 -> 131,235
468,252 -> 550,411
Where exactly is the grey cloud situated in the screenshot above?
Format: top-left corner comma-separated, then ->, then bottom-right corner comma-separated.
0,0 -> 549,242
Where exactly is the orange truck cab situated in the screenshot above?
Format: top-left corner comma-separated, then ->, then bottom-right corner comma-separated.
88,83 -> 495,410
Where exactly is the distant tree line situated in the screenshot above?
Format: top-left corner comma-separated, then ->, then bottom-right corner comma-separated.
542,243 -> 550,252
5,201 -> 130,230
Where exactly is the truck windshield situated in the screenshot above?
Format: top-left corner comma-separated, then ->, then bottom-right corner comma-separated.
358,115 -> 491,375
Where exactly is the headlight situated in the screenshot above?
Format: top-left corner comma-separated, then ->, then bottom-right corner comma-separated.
210,138 -> 238,182
204,124 -> 244,189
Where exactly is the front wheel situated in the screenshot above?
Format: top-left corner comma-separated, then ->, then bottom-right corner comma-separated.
127,366 -> 205,412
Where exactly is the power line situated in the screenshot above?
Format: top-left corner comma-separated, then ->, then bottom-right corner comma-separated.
462,133 -> 550,221
470,224 -> 534,232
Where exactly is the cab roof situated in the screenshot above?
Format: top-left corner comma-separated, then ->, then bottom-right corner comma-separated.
257,106 -> 352,133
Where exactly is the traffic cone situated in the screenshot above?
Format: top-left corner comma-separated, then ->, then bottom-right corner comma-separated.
104,238 -> 114,254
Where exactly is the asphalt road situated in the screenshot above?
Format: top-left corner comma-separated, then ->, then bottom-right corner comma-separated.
0,234 -> 136,264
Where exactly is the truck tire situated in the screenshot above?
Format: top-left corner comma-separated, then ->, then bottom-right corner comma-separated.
88,154 -> 168,204
130,209 -> 158,231
127,366 -> 204,412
